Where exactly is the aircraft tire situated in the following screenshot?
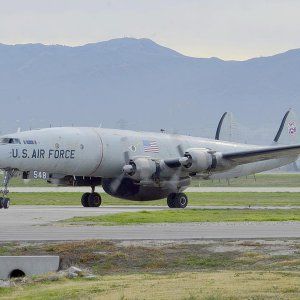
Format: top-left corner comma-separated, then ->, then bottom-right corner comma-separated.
88,192 -> 102,207
173,193 -> 188,208
81,193 -> 90,207
167,193 -> 176,208
3,198 -> 9,209
0,197 -> 3,209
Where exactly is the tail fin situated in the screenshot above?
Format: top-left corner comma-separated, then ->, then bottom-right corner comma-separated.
273,109 -> 299,145
215,112 -> 241,142
215,112 -> 228,140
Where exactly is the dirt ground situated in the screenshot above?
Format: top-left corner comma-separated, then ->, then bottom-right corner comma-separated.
1,239 -> 299,275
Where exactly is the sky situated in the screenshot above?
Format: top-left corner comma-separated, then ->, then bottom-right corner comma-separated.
1,0 -> 300,60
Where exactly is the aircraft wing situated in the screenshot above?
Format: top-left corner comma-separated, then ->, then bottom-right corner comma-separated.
222,144 -> 300,165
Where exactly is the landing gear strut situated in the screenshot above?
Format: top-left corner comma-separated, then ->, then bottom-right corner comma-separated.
81,186 -> 102,208
0,170 -> 14,209
167,193 -> 188,209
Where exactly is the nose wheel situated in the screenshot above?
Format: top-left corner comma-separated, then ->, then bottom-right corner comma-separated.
81,186 -> 102,207
167,193 -> 188,208
0,197 -> 10,209
0,170 -> 14,210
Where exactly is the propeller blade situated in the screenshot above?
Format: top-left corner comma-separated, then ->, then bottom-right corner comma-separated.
177,144 -> 185,156
110,173 -> 125,193
110,150 -> 134,193
165,168 -> 182,191
124,150 -> 130,164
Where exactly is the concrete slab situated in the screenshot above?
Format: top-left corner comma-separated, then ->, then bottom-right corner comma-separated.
0,256 -> 59,279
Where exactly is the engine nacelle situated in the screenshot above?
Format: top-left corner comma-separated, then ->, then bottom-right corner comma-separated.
183,148 -> 215,173
122,157 -> 157,181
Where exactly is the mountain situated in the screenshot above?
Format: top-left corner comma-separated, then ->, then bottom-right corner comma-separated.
1,37 -> 300,144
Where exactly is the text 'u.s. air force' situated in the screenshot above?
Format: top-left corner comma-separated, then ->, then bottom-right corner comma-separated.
11,149 -> 75,159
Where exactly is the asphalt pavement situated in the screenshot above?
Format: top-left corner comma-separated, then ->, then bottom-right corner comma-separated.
0,206 -> 299,241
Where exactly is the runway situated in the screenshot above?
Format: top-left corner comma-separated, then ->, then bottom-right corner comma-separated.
8,186 -> 300,193
1,206 -> 299,241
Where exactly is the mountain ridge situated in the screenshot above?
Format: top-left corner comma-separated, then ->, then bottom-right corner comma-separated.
0,37 -> 299,144
1,37 -> 300,61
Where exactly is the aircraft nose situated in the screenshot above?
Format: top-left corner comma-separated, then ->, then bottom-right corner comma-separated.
0,145 -> 10,169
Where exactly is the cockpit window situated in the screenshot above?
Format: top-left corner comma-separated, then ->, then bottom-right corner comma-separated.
0,138 -> 21,144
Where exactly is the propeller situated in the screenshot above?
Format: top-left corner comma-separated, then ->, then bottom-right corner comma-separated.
110,151 -> 131,193
111,144 -> 189,193
162,144 -> 187,191
164,144 -> 191,168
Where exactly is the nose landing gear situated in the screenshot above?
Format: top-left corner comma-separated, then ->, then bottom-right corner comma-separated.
0,170 -> 14,210
81,186 -> 102,208
0,197 -> 9,209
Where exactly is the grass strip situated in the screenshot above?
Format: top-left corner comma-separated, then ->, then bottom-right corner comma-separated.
191,173 -> 300,187
0,271 -> 299,300
9,192 -> 300,206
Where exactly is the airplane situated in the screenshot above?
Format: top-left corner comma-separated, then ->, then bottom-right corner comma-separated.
0,119 -> 299,209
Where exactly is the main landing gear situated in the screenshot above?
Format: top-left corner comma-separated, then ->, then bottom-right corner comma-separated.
0,170 -> 13,210
81,186 -> 102,208
167,193 -> 188,209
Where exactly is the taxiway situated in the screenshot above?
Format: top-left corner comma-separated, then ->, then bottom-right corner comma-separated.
0,206 -> 299,241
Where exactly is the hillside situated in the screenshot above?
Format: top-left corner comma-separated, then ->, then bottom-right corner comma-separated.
1,38 -> 299,143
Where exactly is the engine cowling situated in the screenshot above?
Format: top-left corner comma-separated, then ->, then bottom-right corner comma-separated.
183,148 -> 216,173
122,157 -> 157,181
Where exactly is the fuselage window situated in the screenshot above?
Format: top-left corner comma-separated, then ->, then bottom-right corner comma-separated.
23,140 -> 37,144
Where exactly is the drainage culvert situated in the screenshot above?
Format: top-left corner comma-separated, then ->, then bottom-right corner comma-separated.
0,256 -> 59,279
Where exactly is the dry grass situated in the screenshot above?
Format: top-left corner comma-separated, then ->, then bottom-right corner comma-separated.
0,240 -> 299,299
1,240 -> 299,275
0,271 -> 300,299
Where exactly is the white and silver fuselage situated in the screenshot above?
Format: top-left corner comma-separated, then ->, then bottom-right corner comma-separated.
0,127 -> 296,180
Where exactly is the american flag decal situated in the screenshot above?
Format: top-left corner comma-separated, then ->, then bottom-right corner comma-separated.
143,140 -> 159,153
